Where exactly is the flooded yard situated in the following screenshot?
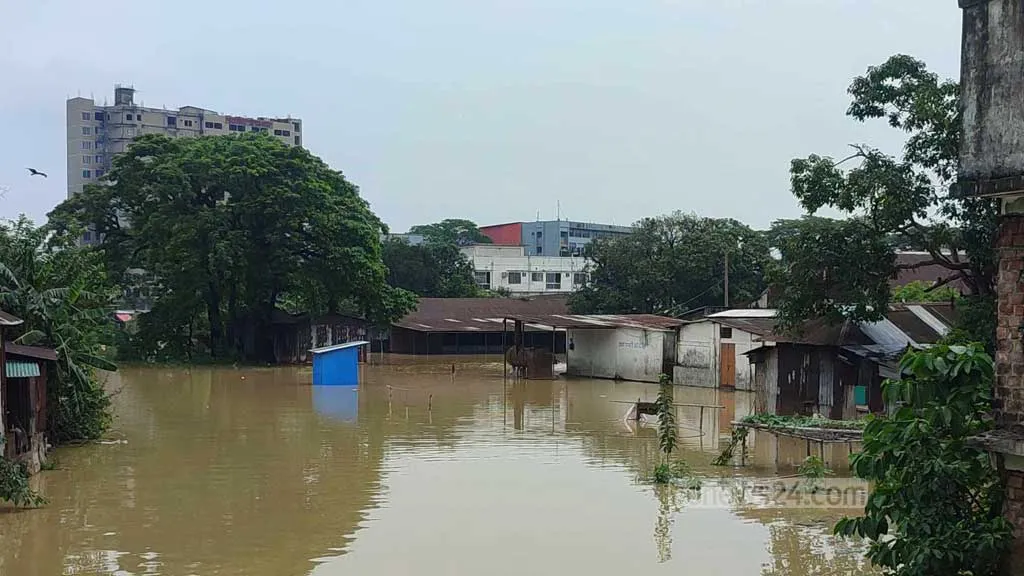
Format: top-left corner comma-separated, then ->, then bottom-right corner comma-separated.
0,357 -> 874,575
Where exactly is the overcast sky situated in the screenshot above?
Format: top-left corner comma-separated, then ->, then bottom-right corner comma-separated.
0,0 -> 961,232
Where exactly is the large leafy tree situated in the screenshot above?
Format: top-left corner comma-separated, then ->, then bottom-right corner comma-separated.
570,212 -> 769,315
381,239 -> 479,298
409,219 -> 492,246
0,217 -> 116,444
50,133 -> 415,362
770,55 -> 997,342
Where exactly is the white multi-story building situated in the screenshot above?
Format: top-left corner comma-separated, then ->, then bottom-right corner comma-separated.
67,86 -> 302,242
460,244 -> 590,295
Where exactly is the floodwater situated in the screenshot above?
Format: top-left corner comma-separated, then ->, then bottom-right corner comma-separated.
0,357 -> 875,575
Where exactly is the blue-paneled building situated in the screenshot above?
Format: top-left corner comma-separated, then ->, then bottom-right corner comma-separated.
311,341 -> 369,386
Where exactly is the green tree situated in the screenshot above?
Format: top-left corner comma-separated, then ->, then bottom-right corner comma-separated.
381,239 -> 480,297
50,133 -> 415,363
409,219 -> 493,246
891,280 -> 961,303
570,212 -> 769,315
770,55 -> 997,343
0,217 -> 115,444
835,344 -> 1011,575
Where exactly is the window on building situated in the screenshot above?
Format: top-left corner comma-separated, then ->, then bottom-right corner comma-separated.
167,116 -> 177,126
545,273 -> 561,289
531,272 -> 543,283
81,141 -> 92,149
214,122 -> 223,129
251,126 -> 261,132
294,135 -> 301,146
473,271 -> 491,290
95,169 -> 104,178
293,122 -> 301,132
507,271 -> 522,285
95,155 -> 103,163
205,121 -> 214,128
125,127 -> 136,137
573,273 -> 588,285
94,112 -> 104,121
536,231 -> 543,238
82,230 -> 93,243
82,156 -> 91,164
82,126 -> 92,135
136,114 -> 142,121
720,327 -> 733,339
81,112 -> 90,121
283,130 -> 290,136
274,129 -> 282,136
82,170 -> 91,178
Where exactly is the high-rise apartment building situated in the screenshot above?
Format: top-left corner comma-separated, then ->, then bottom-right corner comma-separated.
66,85 -> 303,206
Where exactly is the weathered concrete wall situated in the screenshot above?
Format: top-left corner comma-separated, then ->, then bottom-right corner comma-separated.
676,322 -> 716,387
567,328 -> 665,383
960,0 -> 1024,184
674,321 -> 757,389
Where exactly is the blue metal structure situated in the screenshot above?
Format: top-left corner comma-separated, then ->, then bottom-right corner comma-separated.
311,341 -> 369,386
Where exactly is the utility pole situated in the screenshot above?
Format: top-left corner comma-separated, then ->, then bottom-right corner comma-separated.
723,251 -> 729,308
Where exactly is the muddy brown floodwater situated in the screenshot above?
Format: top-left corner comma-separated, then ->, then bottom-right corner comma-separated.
0,357 -> 877,575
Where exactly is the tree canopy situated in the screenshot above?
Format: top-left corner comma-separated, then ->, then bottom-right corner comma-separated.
50,133 -> 415,362
569,212 -> 769,315
381,238 -> 480,298
409,219 -> 492,246
769,55 -> 997,342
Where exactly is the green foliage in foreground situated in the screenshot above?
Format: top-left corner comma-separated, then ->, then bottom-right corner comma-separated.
0,454 -> 45,508
0,217 -> 114,444
835,344 -> 1010,575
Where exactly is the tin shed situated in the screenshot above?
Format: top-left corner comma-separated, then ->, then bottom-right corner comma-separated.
311,341 -> 369,386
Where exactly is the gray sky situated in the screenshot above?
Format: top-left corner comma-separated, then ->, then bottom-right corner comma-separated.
0,0 -> 961,233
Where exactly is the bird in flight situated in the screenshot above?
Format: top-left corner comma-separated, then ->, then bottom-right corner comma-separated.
26,168 -> 47,178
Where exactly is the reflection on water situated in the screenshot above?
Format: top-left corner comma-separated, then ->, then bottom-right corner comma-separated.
0,357 -> 874,576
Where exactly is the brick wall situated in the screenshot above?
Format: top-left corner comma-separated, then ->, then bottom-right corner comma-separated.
996,214 -> 1024,427
997,215 -> 1024,574
1007,470 -> 1024,575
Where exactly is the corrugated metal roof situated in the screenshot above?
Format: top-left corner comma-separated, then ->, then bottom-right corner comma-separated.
505,314 -> 685,331
707,309 -> 778,319
311,341 -> 369,354
0,310 -> 23,327
5,360 -> 40,378
5,342 -> 58,361
393,296 -> 569,333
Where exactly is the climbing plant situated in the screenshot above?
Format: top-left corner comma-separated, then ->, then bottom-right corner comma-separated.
834,344 -> 1011,575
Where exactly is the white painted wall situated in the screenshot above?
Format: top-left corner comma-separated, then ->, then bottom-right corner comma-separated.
567,328 -> 666,383
461,245 -> 590,295
674,320 -> 757,390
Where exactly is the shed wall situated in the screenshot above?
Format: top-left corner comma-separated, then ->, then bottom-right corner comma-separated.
674,321 -> 757,389
567,328 -> 666,383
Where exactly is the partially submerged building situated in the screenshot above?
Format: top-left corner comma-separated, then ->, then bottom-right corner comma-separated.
741,304 -> 956,419
389,296 -> 569,355
508,314 -> 684,383
675,309 -> 776,390
272,312 -> 376,364
0,310 -> 55,473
